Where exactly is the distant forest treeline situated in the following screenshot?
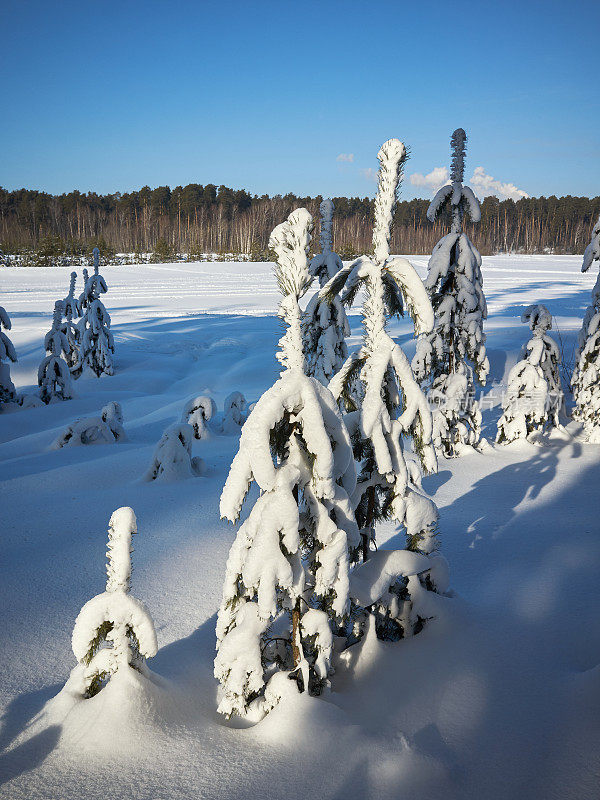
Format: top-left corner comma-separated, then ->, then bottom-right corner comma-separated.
1,183 -> 599,260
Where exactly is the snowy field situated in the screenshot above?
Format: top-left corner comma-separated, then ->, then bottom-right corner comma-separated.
1,255 -> 599,799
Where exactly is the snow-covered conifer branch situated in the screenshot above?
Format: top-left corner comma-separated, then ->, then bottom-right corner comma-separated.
0,304 -> 17,404
304,199 -> 350,385
572,216 -> 600,441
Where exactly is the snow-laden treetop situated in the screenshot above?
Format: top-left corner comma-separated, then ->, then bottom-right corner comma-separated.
269,207 -> 313,372
106,506 -> 137,593
449,128 -> 467,184
521,304 -> 552,333
427,128 -> 481,234
319,198 -> 334,253
373,138 -> 406,265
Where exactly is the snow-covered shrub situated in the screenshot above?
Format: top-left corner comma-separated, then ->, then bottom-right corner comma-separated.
38,301 -> 74,403
181,394 -> 216,439
78,258 -> 114,377
496,304 -> 564,444
70,507 -> 157,697
61,271 -> 82,377
19,393 -> 44,410
303,199 -> 350,385
0,304 -> 17,405
144,422 -> 203,481
221,391 -> 246,434
412,128 -> 489,457
215,208 -> 359,718
53,401 -> 125,448
572,216 -> 600,442
322,138 -> 446,642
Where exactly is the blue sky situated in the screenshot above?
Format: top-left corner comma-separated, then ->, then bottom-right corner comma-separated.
1,0 -> 599,200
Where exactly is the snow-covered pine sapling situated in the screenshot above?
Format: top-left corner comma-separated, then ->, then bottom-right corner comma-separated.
61,271 -> 83,377
0,305 -> 17,405
496,305 -> 564,444
325,139 -> 438,570
215,208 -> 359,718
38,301 -> 74,403
572,215 -> 600,442
221,391 -> 246,434
181,394 -> 216,439
78,268 -> 90,311
79,257 -> 114,377
412,128 -> 489,457
144,422 -> 203,481
70,507 -> 157,697
303,199 -> 350,385
53,401 -> 125,448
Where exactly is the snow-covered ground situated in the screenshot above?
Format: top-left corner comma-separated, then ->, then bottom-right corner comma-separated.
1,255 -> 598,799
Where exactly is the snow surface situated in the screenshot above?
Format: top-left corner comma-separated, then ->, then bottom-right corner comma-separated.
0,255 -> 599,799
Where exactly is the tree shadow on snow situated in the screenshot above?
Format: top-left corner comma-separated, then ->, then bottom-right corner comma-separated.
0,684 -> 62,786
0,684 -> 61,755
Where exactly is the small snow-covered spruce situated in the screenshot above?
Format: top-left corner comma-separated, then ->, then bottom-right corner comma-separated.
572,215 -> 600,442
70,507 -> 157,697
221,391 -> 246,434
325,139 -> 438,559
0,304 -> 17,404
412,128 -> 489,457
144,422 -> 203,481
303,199 -> 350,385
79,255 -> 113,377
181,394 -> 216,439
78,267 -> 90,311
38,301 -> 74,403
496,305 -> 564,444
215,208 -> 359,718
53,401 -> 125,448
61,271 -> 83,377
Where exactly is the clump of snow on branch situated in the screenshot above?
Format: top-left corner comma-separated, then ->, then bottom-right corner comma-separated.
496,304 -> 564,444
303,199 -> 350,385
53,401 -> 125,448
221,391 -> 246,434
181,394 -> 216,439
413,128 -> 489,457
144,422 -> 203,481
69,507 -> 157,698
38,301 -> 74,403
215,207 -> 360,718
572,216 -> 600,442
0,304 -> 17,405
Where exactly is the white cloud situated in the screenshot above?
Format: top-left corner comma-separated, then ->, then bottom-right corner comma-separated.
360,167 -> 378,182
469,166 -> 529,201
409,166 -> 450,194
409,164 -> 529,202
336,153 -> 354,163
